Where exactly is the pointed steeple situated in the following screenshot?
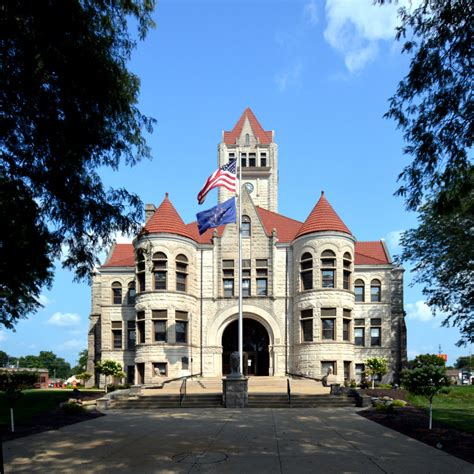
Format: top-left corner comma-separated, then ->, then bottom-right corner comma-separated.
295,192 -> 351,239
143,193 -> 194,239
223,107 -> 273,145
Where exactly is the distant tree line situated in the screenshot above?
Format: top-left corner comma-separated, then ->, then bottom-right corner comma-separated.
0,349 -> 87,379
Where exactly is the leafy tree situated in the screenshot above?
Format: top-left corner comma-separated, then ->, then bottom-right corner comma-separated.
376,0 -> 474,344
0,351 -> 9,367
76,372 -> 92,386
95,360 -> 125,393
401,354 -> 450,429
0,0 -> 156,330
365,357 -> 389,389
71,349 -> 88,374
0,370 -> 38,432
19,351 -> 71,379
454,356 -> 473,370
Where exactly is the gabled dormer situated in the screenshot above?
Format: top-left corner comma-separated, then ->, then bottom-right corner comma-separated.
218,108 -> 279,213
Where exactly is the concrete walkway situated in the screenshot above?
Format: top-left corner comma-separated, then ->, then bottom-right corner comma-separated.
3,408 -> 472,473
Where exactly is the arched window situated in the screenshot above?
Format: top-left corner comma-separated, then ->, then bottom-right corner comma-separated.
176,254 -> 188,292
245,133 -> 250,146
300,252 -> 313,290
111,281 -> 122,304
370,279 -> 381,302
136,249 -> 145,292
321,250 -> 336,288
241,215 -> 251,237
343,252 -> 352,290
127,281 -> 136,305
153,252 -> 167,290
354,279 -> 365,302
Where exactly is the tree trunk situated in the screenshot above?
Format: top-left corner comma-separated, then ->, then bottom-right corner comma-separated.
10,408 -> 14,432
372,378 -> 375,390
429,399 -> 433,430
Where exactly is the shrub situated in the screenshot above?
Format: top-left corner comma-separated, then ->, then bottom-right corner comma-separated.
376,383 -> 392,389
375,402 -> 395,414
392,399 -> 407,407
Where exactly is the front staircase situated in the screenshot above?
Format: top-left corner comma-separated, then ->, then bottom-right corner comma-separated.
108,376 -> 356,409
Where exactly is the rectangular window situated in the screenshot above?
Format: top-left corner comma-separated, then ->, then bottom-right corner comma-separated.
182,356 -> 189,370
300,309 -> 313,342
223,278 -> 234,297
343,319 -> 351,341
112,331 -> 122,349
354,327 -> 365,346
136,311 -> 145,344
241,153 -> 247,167
371,318 -> 382,326
176,272 -> 187,292
343,271 -> 351,290
256,260 -> 268,296
127,321 -> 136,349
242,269 -> 251,297
176,311 -> 188,343
355,286 -> 364,302
154,271 -> 166,290
301,270 -> 312,290
153,362 -> 167,376
260,153 -> 267,167
321,308 -> 337,317
355,363 -> 365,381
370,327 -> 381,347
321,270 -> 335,288
249,153 -> 256,167
137,273 -> 145,293
112,288 -> 122,305
321,318 -> 335,340
256,278 -> 268,296
223,260 -> 234,297
321,361 -> 336,376
153,320 -> 167,342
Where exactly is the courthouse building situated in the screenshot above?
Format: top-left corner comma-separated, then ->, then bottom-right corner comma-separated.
87,108 -> 407,386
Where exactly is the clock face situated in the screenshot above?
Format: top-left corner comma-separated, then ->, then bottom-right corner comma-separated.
245,182 -> 254,193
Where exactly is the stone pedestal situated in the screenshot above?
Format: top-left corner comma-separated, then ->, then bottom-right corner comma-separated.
223,376 -> 248,408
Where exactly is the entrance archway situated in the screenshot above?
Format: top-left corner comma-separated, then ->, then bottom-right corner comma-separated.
222,318 -> 270,376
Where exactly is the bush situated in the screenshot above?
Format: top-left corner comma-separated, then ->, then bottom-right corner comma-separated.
375,402 -> 395,414
376,383 -> 392,389
106,383 -> 131,392
392,399 -> 407,407
62,402 -> 84,415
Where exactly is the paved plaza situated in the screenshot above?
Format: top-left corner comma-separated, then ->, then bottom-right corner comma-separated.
3,408 -> 472,473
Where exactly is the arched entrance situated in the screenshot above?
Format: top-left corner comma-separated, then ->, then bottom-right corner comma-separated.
222,318 -> 270,376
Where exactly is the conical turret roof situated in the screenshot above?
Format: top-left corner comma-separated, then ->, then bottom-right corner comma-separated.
223,107 -> 273,145
143,193 -> 194,239
295,192 -> 351,239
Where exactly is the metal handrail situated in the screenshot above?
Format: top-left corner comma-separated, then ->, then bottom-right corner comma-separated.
286,372 -> 322,382
179,378 -> 186,406
163,372 -> 201,386
287,378 -> 291,405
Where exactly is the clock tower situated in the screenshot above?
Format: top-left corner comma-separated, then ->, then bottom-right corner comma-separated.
217,108 -> 278,212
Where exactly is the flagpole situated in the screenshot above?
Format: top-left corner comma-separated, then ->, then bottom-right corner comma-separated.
238,153 -> 243,376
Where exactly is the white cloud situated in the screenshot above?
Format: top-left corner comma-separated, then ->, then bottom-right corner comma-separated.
304,0 -> 319,25
47,312 -> 81,327
275,61 -> 303,92
323,0 -> 411,72
406,300 -> 439,323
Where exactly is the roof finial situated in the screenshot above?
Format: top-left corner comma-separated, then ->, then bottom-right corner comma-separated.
165,192 -> 169,198
321,190 -> 325,196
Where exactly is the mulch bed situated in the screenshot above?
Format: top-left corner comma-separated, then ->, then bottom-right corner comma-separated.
1,392 -> 105,442
360,406 -> 474,465
360,388 -> 409,401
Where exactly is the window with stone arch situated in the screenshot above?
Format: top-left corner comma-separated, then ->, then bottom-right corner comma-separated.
241,215 -> 251,237
370,279 -> 382,302
153,252 -> 167,290
176,254 -> 188,292
354,279 -> 365,302
300,252 -> 313,290
111,281 -> 122,305
136,249 -> 146,293
321,249 -> 336,288
127,281 -> 136,305
343,252 -> 352,290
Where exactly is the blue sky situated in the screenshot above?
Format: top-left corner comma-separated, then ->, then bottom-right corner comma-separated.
1,0 -> 470,367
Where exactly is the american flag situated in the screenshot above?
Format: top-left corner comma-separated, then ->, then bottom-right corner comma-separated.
197,159 -> 237,204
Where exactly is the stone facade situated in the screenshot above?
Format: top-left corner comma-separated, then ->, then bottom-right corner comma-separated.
87,109 -> 407,387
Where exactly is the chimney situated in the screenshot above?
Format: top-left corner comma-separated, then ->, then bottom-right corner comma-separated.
145,203 -> 156,223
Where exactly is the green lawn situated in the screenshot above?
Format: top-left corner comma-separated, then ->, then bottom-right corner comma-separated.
0,389 -> 102,429
407,385 -> 474,433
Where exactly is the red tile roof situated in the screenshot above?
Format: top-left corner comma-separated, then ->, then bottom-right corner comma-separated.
223,107 -> 273,145
143,193 -> 194,239
295,192 -> 351,238
355,241 -> 390,265
256,206 -> 302,243
102,243 -> 135,267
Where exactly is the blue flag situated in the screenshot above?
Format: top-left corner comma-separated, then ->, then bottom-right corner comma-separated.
196,197 -> 236,235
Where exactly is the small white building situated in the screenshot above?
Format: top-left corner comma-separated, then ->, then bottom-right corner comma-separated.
87,109 -> 407,387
